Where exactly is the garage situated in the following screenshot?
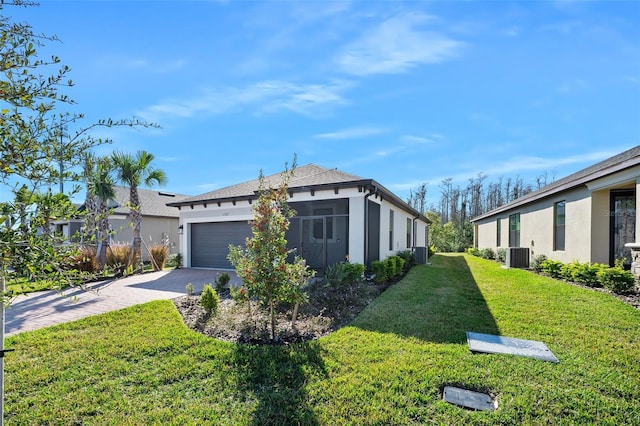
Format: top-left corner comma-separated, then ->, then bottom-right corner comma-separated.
190,221 -> 252,268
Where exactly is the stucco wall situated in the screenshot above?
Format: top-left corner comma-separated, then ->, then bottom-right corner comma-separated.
177,187 -> 428,268
475,185 -> 593,264
109,215 -> 180,261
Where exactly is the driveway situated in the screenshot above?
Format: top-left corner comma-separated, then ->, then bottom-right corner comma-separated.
4,268 -> 240,337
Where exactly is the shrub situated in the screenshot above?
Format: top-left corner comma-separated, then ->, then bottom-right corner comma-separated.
496,248 -> 506,264
466,247 -> 480,257
371,260 -> 388,283
185,282 -> 194,296
384,256 -> 404,278
530,254 -> 548,273
480,248 -> 496,260
73,245 -> 98,272
428,245 -> 436,258
396,250 -> 415,268
107,243 -> 131,270
168,253 -> 183,269
215,272 -> 230,293
200,284 -> 220,314
541,259 -> 563,278
325,262 -> 366,286
149,244 -> 169,271
597,267 -> 636,294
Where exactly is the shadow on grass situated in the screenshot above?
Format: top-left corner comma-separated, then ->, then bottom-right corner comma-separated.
353,254 -> 500,344
232,340 -> 327,425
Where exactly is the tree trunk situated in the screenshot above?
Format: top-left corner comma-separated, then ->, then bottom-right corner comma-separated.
129,186 -> 142,272
96,200 -> 109,269
270,300 -> 276,341
291,302 -> 300,331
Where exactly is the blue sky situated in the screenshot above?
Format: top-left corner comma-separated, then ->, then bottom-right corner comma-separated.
8,1 -> 640,207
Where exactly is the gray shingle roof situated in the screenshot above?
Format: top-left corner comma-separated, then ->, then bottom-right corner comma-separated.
167,163 -> 430,223
171,164 -> 367,204
110,186 -> 190,218
472,145 -> 640,221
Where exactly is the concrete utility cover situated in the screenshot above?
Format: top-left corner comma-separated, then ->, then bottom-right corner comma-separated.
467,332 -> 559,363
443,386 -> 497,411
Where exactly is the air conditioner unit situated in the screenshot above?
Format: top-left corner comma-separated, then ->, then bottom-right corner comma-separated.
414,246 -> 428,264
506,247 -> 529,268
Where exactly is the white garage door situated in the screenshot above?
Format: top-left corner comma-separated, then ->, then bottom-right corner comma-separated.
191,221 -> 252,268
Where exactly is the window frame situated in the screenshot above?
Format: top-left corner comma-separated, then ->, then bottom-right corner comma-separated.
554,201 -> 566,251
389,209 -> 394,251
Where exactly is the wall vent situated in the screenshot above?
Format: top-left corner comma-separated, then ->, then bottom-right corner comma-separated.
506,247 -> 530,268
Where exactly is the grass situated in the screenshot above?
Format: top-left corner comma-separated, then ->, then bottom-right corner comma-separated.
5,253 -> 640,425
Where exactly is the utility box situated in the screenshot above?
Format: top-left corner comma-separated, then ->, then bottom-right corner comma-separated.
505,247 -> 529,268
414,246 -> 428,264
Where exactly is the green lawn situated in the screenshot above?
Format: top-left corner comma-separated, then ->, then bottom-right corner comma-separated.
6,254 -> 640,425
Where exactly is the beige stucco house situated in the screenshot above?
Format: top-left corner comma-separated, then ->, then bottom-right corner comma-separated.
471,146 -> 640,267
56,186 -> 190,260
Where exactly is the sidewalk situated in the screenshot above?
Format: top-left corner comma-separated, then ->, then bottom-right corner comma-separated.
4,268 -> 240,336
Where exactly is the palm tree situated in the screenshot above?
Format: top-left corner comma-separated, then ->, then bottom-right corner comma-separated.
83,154 -> 117,268
111,150 -> 167,271
92,157 -> 116,268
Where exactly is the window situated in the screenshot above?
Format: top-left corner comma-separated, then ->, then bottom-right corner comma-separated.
554,201 -> 565,251
312,208 -> 333,240
406,218 -> 412,248
509,213 -> 520,247
389,210 -> 394,251
496,219 -> 501,247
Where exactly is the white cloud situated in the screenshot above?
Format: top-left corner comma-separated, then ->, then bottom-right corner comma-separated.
335,12 -> 463,76
315,126 -> 388,140
401,134 -> 440,144
99,56 -> 187,74
138,79 -> 353,123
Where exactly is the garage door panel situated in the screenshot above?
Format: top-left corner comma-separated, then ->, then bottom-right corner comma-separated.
191,222 -> 251,268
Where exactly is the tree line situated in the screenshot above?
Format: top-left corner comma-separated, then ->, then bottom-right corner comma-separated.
407,172 -> 556,252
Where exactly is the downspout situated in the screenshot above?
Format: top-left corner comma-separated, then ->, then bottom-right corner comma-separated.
363,187 -> 375,266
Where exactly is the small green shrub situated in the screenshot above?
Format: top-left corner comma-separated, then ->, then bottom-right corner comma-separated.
384,256 -> 404,278
396,250 -> 415,268
562,261 -> 603,287
496,248 -> 506,263
200,284 -> 220,314
428,245 -> 436,258
480,248 -> 496,260
531,254 -> 548,273
185,282 -> 194,296
467,247 -> 480,257
371,260 -> 388,283
216,272 -> 230,293
597,267 -> 636,294
541,259 -> 563,278
168,253 -> 183,269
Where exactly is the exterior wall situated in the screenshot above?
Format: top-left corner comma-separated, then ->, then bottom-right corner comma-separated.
177,187 -> 428,268
475,186 -> 593,264
377,198 -> 428,260
109,215 -> 180,261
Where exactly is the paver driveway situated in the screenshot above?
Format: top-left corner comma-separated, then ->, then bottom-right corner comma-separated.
4,268 -> 240,336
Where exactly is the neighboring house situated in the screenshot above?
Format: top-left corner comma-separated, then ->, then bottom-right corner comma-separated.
55,186 -> 190,260
471,146 -> 640,267
167,164 -> 430,271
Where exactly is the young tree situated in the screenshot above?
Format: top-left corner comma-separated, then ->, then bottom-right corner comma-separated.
1,4 -> 157,422
111,150 -> 167,271
228,159 -> 313,341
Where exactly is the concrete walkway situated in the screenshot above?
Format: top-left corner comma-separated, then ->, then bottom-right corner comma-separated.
4,268 -> 240,337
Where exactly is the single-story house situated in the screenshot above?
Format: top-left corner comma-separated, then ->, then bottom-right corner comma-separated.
471,146 -> 640,267
55,186 -> 190,260
167,164 -> 430,271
